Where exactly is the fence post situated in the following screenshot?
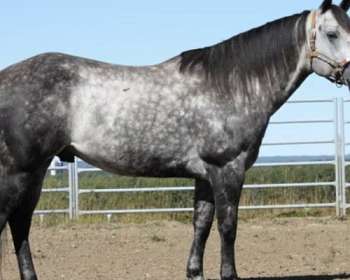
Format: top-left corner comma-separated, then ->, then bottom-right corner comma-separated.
339,98 -> 347,216
335,97 -> 346,217
68,158 -> 79,219
335,98 -> 340,217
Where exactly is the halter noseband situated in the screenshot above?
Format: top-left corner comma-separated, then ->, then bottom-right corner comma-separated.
308,10 -> 350,85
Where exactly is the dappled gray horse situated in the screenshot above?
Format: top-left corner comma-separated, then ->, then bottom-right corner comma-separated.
1,0 -> 350,279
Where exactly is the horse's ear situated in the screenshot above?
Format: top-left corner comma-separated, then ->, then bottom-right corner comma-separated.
340,0 -> 350,11
320,0 -> 332,12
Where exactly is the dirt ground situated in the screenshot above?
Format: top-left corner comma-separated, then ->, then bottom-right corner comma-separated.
1,218 -> 350,280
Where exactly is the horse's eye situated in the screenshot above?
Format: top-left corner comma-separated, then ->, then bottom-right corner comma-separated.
327,31 -> 338,40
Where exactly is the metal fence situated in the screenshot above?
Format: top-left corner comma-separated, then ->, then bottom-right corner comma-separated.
36,98 -> 350,219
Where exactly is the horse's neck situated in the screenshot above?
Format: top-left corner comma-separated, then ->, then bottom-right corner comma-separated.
264,47 -> 311,115
226,13 -> 312,116
258,25 -> 311,115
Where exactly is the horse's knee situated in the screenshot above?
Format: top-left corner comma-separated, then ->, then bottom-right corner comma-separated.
218,222 -> 236,241
193,201 -> 214,229
217,205 -> 238,239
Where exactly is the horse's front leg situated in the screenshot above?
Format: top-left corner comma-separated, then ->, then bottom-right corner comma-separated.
208,163 -> 244,280
187,179 -> 215,280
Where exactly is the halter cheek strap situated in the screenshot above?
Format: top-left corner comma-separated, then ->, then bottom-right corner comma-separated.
308,10 -> 350,85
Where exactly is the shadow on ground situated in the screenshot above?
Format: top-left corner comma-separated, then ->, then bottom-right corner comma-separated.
209,274 -> 350,280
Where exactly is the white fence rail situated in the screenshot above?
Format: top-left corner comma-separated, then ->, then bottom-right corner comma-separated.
36,98 -> 350,219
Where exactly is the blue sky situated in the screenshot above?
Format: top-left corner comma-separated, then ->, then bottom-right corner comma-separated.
1,1 -> 349,157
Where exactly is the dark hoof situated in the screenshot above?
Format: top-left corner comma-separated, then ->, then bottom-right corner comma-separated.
187,275 -> 205,280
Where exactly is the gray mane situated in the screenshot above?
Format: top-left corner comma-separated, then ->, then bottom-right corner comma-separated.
179,11 -> 310,96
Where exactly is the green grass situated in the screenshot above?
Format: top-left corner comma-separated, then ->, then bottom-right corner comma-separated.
35,164 -> 348,225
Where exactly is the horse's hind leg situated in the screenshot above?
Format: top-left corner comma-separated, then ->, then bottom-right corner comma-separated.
9,209 -> 38,280
187,179 -> 215,280
7,164 -> 49,280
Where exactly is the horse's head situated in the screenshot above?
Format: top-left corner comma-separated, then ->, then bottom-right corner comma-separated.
310,0 -> 350,86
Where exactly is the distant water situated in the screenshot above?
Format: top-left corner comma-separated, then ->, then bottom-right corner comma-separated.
256,155 -> 336,163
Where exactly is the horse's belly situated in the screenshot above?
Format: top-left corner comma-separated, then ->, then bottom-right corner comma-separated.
72,139 -> 192,177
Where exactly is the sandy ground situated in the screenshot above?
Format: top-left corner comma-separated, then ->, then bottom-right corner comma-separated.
1,218 -> 350,280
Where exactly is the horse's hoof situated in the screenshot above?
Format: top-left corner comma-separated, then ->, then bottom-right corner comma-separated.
187,276 -> 205,280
